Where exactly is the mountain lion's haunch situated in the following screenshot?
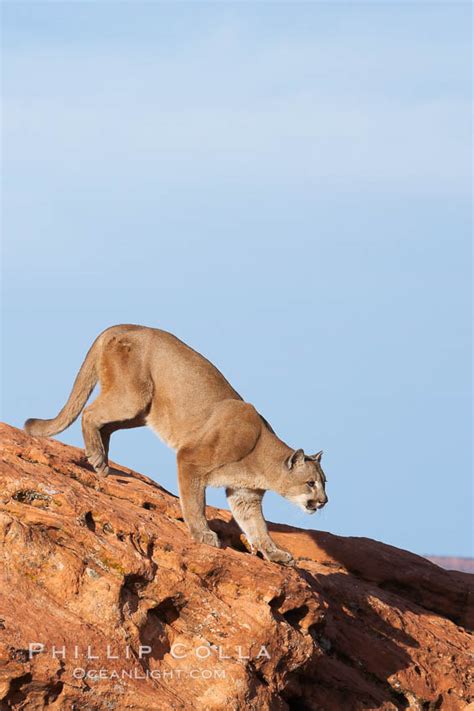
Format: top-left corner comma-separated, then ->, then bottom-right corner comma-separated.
25,325 -> 328,565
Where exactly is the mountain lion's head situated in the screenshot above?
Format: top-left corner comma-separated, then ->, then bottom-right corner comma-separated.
282,449 -> 328,514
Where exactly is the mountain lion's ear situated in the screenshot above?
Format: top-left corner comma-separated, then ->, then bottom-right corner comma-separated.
310,450 -> 323,463
286,448 -> 305,469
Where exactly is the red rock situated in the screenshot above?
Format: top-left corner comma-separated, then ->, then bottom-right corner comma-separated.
0,423 -> 472,710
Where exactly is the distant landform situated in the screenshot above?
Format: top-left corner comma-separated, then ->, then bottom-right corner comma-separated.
425,556 -> 474,574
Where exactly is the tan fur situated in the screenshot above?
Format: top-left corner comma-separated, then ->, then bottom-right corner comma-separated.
25,325 -> 328,564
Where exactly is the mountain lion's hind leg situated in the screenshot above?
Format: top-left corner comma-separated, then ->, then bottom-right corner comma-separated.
82,391 -> 150,477
226,487 -> 294,565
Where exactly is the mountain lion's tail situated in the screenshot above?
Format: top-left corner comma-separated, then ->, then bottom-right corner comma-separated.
24,338 -> 100,437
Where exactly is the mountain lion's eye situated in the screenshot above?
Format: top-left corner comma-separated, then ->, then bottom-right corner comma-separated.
307,480 -> 315,487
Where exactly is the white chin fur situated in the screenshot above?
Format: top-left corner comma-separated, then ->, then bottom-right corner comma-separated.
288,496 -> 314,514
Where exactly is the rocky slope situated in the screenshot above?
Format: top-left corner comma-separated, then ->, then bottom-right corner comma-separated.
0,423 -> 472,710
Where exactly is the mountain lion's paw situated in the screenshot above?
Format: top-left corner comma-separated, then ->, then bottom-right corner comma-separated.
193,530 -> 221,548
265,548 -> 294,566
87,453 -> 109,476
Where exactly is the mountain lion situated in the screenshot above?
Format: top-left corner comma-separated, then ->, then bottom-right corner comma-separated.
25,325 -> 328,565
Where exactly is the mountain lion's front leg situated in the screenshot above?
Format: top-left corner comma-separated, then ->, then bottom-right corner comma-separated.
226,487 -> 294,565
177,460 -> 220,548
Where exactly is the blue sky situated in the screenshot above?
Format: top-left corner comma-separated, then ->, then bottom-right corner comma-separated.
2,2 -> 472,557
